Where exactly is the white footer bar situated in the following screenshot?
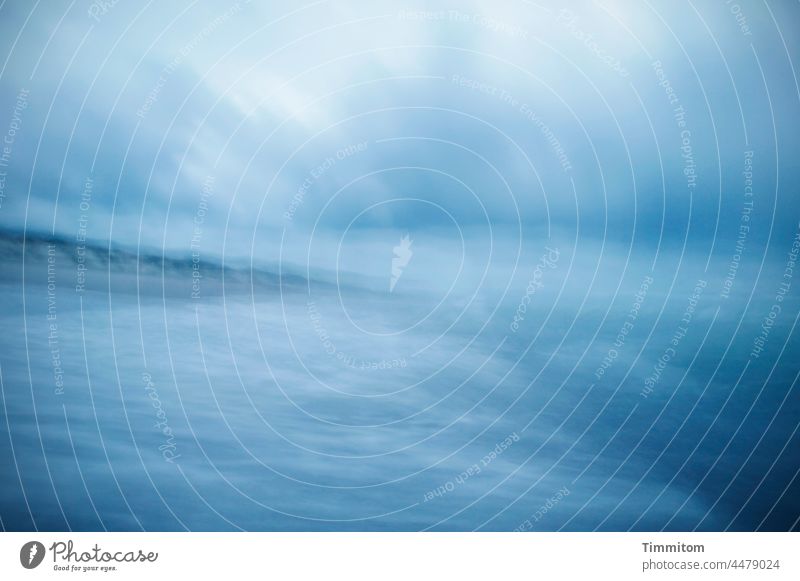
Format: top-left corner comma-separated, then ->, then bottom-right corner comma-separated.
1,533 -> 797,580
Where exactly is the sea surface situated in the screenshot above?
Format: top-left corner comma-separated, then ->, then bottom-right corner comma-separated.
1,232 -> 798,531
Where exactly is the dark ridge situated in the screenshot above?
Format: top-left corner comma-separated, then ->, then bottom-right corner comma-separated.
0,227 -> 312,295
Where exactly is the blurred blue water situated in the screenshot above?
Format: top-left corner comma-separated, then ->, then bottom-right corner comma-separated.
0,235 -> 798,531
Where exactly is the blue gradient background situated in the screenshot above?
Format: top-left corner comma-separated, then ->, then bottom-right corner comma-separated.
0,1 -> 799,531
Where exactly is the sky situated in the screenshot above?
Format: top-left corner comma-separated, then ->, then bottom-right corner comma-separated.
1,1 -> 800,532
0,0 -> 798,283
